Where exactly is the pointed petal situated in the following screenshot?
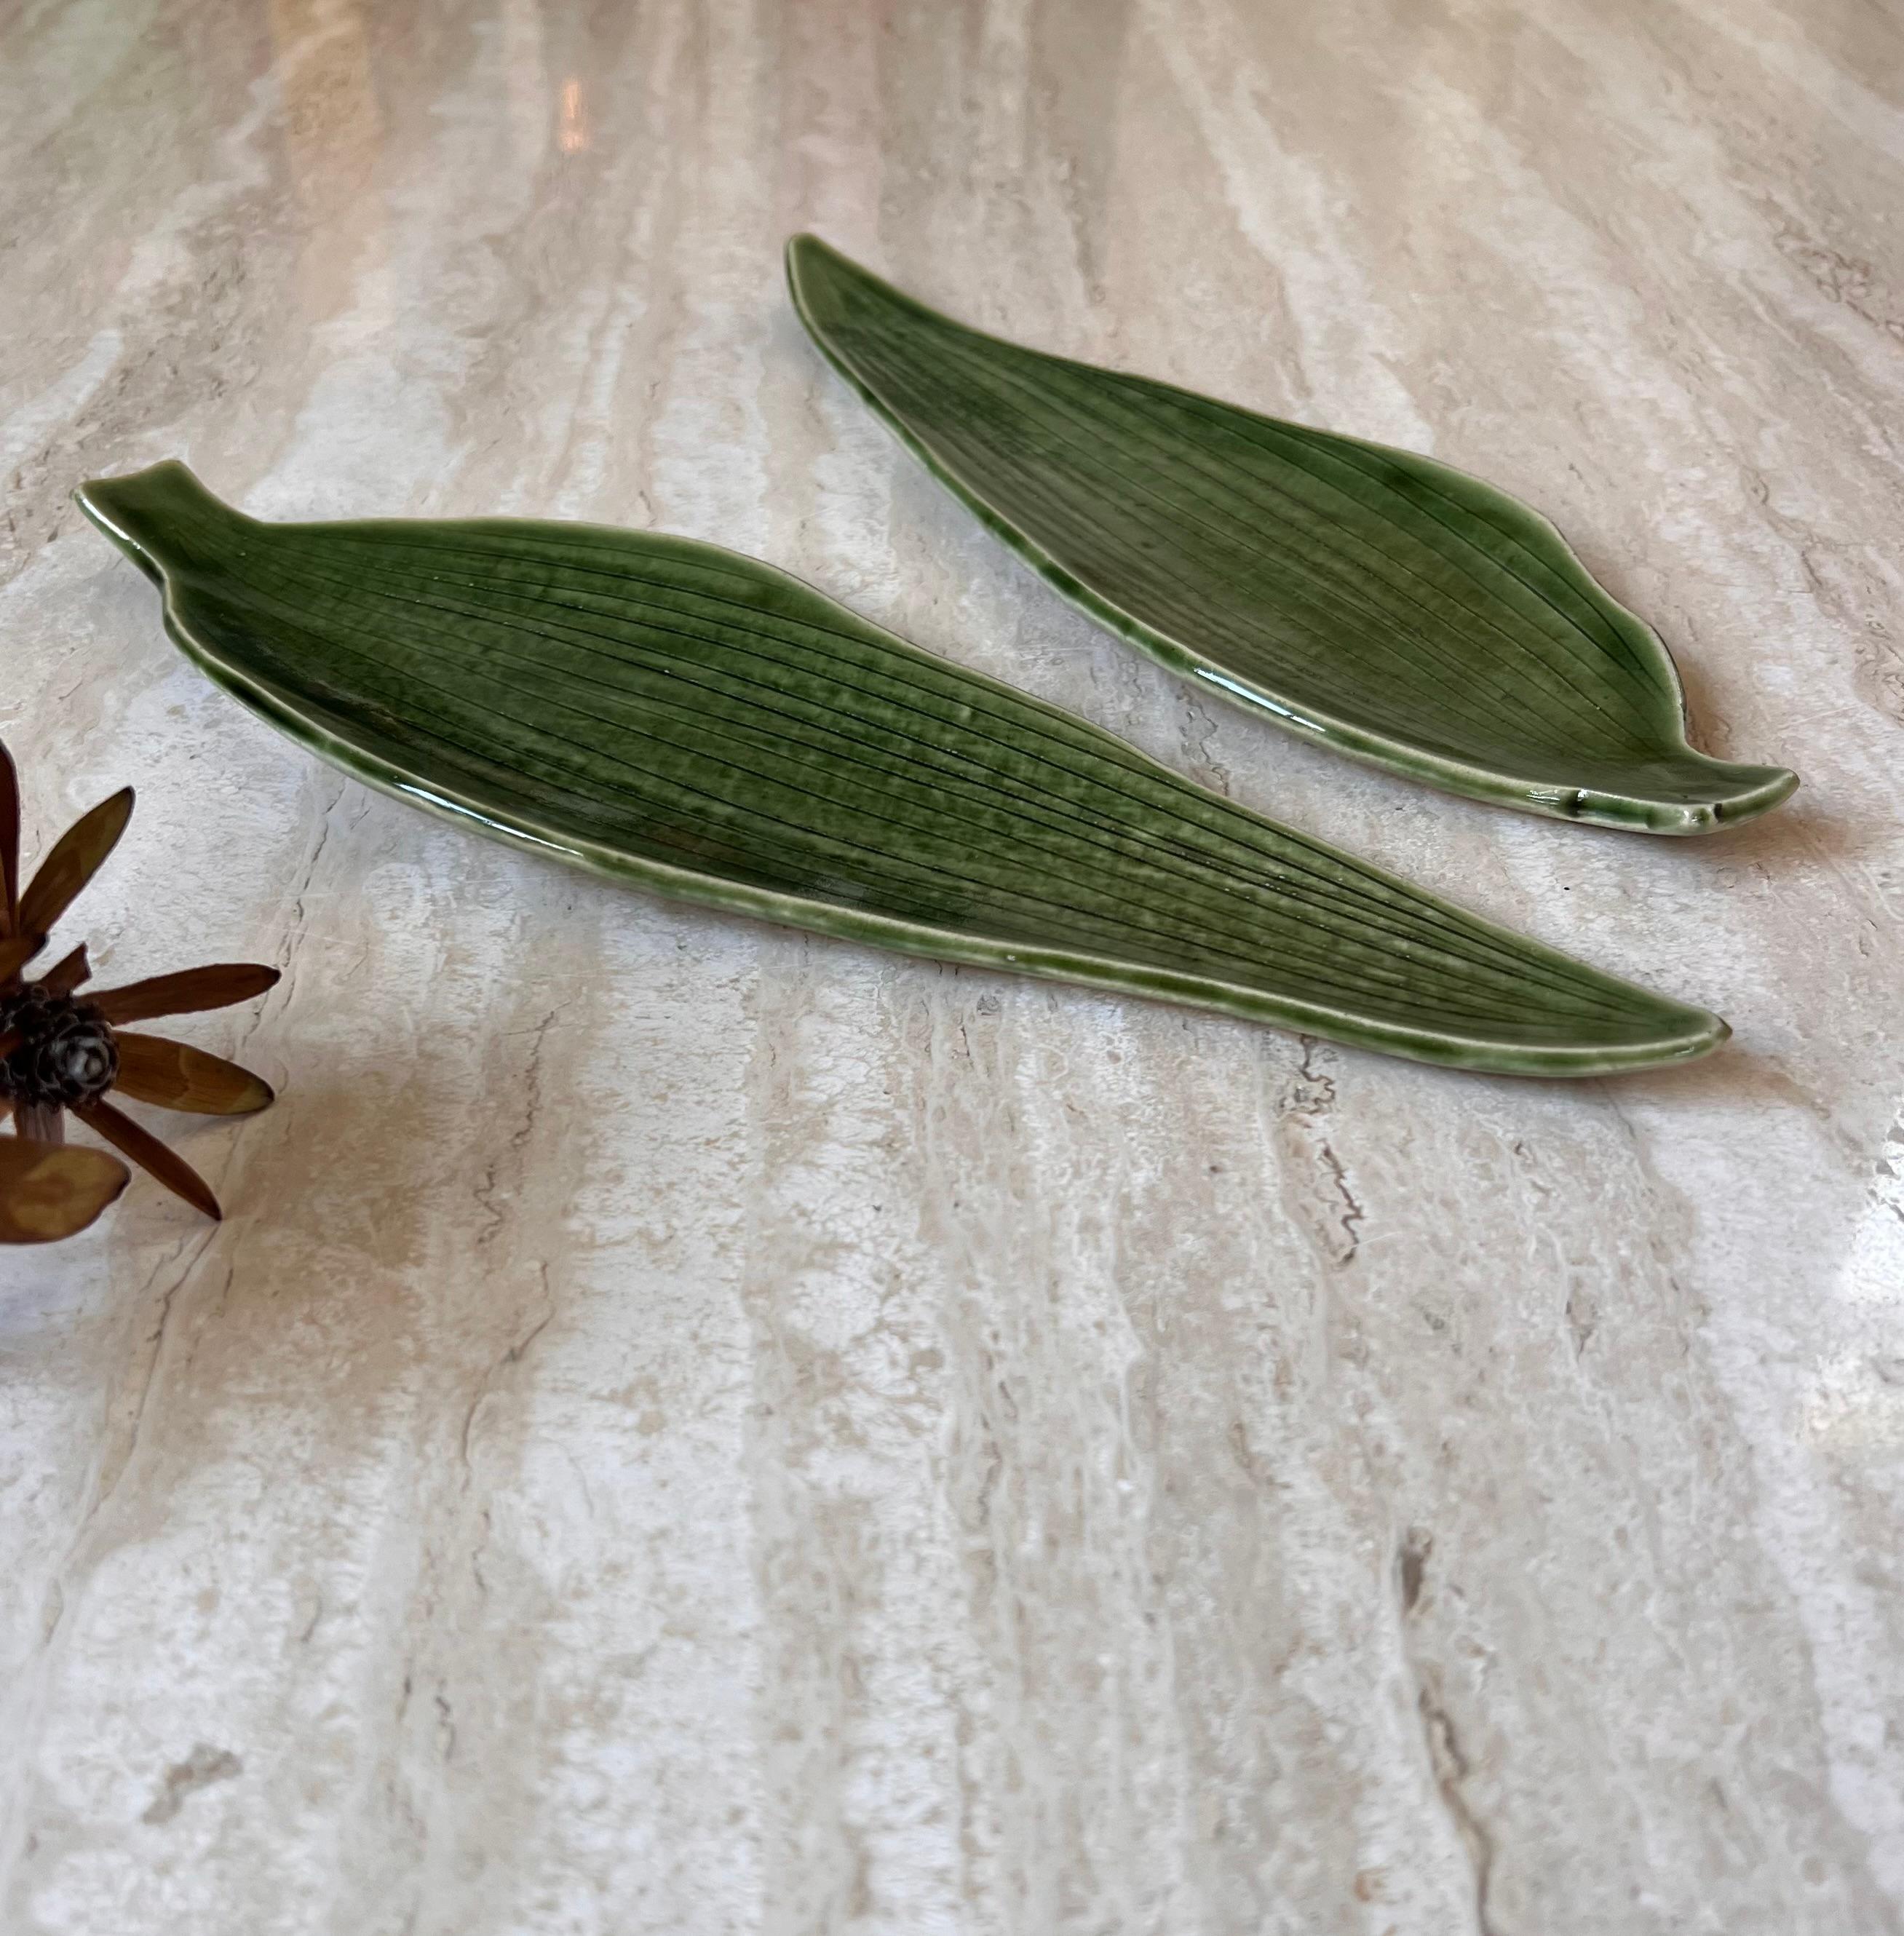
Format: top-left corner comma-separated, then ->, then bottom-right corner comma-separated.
71,1098 -> 221,1220
39,944 -> 91,993
17,788 -> 134,938
0,740 -> 18,936
113,1033 -> 274,1115
92,963 -> 279,1026
0,1136 -> 130,1243
16,1100 -> 65,1143
0,931 -> 42,988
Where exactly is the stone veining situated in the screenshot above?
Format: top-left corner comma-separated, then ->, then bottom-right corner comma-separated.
3,0 -> 1904,1931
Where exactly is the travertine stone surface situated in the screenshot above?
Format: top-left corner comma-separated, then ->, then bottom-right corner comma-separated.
2,1 -> 1902,1930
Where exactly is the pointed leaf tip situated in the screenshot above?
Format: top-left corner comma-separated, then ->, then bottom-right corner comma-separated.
39,944 -> 91,994
17,787 -> 135,939
113,1033 -> 275,1115
73,1098 -> 222,1221
93,962 -> 279,1026
83,462 -> 1725,1076
787,240 -> 1798,833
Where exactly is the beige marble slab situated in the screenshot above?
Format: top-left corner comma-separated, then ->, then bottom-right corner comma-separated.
2,0 -> 1903,1929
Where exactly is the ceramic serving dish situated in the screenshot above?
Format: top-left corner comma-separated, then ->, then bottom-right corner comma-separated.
787,235 -> 1797,836
79,462 -> 1726,1076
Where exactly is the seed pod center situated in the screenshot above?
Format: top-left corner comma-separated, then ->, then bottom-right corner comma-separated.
0,989 -> 119,1108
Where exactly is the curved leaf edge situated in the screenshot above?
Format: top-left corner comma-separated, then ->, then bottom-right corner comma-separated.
785,234 -> 1798,837
77,465 -> 1728,1079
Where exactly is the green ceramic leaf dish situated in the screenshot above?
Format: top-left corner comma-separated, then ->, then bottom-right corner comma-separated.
77,463 -> 1725,1076
786,235 -> 1798,836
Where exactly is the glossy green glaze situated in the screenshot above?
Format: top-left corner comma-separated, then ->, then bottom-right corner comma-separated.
787,236 -> 1797,836
78,463 -> 1725,1076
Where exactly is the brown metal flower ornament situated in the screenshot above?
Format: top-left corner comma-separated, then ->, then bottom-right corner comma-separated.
0,739 -> 279,1242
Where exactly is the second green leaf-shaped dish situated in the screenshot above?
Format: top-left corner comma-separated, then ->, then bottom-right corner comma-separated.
787,235 -> 1797,835
79,462 -> 1723,1077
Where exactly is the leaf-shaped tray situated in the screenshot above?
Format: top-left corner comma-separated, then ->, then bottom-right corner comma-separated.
786,236 -> 1798,836
78,463 -> 1725,1076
